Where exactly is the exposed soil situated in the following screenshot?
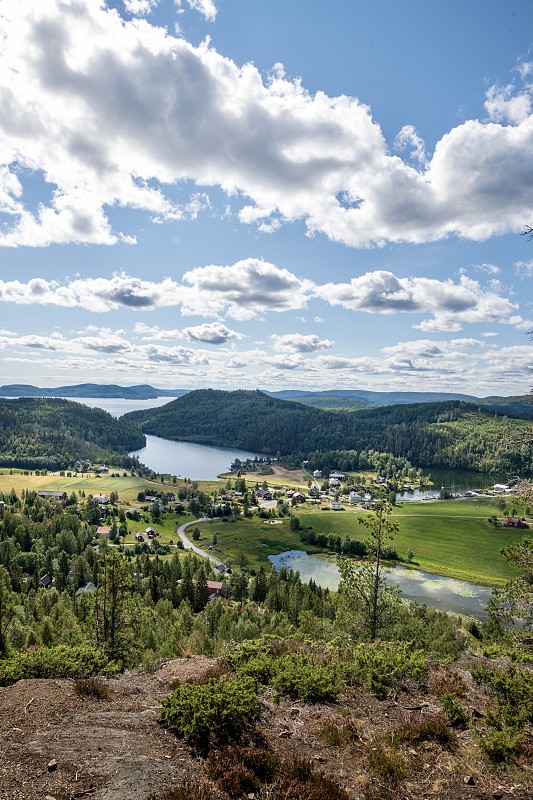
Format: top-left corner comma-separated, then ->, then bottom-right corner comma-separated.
1,656 -> 531,800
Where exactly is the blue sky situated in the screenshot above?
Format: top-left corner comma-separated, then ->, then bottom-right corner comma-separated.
0,0 -> 532,395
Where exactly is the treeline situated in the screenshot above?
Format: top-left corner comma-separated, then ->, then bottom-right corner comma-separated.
124,390 -> 533,475
0,398 -> 145,470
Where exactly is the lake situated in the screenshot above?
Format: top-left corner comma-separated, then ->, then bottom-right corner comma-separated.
398,467 -> 506,500
268,550 -> 493,619
130,435 -> 262,481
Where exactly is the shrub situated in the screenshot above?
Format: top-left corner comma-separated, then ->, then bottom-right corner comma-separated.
0,645 -> 117,686
341,641 -> 427,698
271,654 -> 342,702
74,677 -> 112,700
366,744 -> 411,782
476,727 -> 524,762
278,757 -> 350,800
387,713 -> 455,747
160,675 -> 259,747
440,693 -> 468,729
315,719 -> 359,746
206,745 -> 280,798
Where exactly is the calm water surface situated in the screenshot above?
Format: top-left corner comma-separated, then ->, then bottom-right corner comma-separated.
130,435 -> 262,480
269,550 -> 493,619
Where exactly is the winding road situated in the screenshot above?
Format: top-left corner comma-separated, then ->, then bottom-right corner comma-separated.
176,517 -> 226,567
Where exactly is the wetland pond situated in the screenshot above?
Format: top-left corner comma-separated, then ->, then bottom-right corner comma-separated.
268,550 -> 493,620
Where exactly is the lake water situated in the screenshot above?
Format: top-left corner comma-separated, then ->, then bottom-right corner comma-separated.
130,435 -> 262,481
66,396 -> 174,417
268,550 -> 493,619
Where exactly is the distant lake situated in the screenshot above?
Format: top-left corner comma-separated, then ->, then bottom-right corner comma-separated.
129,435 -> 261,481
64,396 -> 174,417
269,550 -> 493,619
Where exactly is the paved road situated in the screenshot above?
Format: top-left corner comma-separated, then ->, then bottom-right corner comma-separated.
176,518 -> 225,567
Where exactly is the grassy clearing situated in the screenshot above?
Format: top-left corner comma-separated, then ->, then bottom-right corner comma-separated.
0,468 -> 152,502
299,499 -> 524,586
199,516 -> 305,569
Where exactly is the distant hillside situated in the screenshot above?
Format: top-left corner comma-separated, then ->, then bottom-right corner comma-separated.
123,389 -> 533,475
0,398 -> 146,470
0,383 -> 187,399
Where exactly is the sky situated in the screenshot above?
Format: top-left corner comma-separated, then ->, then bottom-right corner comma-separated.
0,0 -> 532,397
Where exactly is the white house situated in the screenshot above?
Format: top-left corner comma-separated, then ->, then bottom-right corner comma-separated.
330,499 -> 343,510
329,477 -> 340,487
329,471 -> 346,480
313,470 -> 322,478
349,491 -> 364,503
492,484 -> 509,494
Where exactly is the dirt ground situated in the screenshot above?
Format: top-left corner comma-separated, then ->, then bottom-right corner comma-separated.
1,656 -> 531,800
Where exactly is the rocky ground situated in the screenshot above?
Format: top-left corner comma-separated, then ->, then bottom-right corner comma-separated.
0,655 -> 531,800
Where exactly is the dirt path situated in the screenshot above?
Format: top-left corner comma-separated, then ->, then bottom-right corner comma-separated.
0,657 -> 217,800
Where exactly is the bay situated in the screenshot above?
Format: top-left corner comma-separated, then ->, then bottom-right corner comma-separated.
268,550 -> 493,619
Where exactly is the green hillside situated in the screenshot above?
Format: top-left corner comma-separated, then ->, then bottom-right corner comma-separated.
0,398 -> 146,470
123,389 -> 533,475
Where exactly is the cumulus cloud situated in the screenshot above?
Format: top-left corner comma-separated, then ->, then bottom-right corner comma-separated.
393,125 -> 427,166
182,321 -> 243,344
0,1 -> 530,248
485,83 -> 532,125
319,271 -> 518,332
180,259 -> 314,319
271,333 -> 333,353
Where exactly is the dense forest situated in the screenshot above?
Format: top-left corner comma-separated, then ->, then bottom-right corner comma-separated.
0,398 -> 145,470
124,390 -> 533,475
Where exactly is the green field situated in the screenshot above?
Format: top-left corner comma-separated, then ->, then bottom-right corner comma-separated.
199,498 -> 528,587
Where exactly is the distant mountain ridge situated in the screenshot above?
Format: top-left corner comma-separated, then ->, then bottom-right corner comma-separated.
0,383 -> 188,399
1,383 -> 531,418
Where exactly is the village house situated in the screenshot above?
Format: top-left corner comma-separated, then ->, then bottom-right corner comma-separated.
96,525 -> 112,538
349,491 -> 364,503
37,490 -> 67,504
176,579 -> 229,599
329,471 -> 346,481
75,582 -> 97,597
502,517 -> 529,528
329,477 -> 340,487
92,493 -> 109,504
39,574 -> 53,590
292,492 -> 306,503
330,499 -> 343,510
313,470 -> 322,478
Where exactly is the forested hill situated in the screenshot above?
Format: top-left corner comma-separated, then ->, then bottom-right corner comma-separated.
123,390 -> 533,475
0,398 -> 146,470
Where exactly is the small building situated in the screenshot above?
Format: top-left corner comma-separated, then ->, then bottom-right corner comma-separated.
135,532 -> 145,541
492,484 -> 509,494
313,470 -> 322,479
329,471 -> 346,481
75,582 -> 97,597
96,525 -> 112,538
37,490 -> 67,504
207,580 -> 229,598
330,499 -> 343,510
349,491 -> 364,504
146,527 -> 158,537
92,493 -> 108,504
502,517 -> 529,528
39,574 -> 53,590
292,492 -> 306,503
329,478 -> 340,487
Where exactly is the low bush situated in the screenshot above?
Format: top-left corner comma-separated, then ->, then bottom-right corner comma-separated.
387,713 -> 455,747
206,745 -> 280,797
315,719 -> 359,746
341,640 -> 427,698
278,757 -> 351,800
440,693 -> 468,729
160,675 -> 259,747
271,654 -> 342,702
366,744 -> 412,782
74,676 -> 112,700
0,645 -> 117,686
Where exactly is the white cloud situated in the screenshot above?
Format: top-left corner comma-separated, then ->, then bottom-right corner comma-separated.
393,125 -> 427,166
319,271 -> 518,332
123,1 -> 159,15
271,333 -> 333,353
0,1 -> 530,248
180,259 -> 314,319
514,259 -> 533,278
485,83 -> 532,125
175,0 -> 217,21
182,321 -> 243,344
